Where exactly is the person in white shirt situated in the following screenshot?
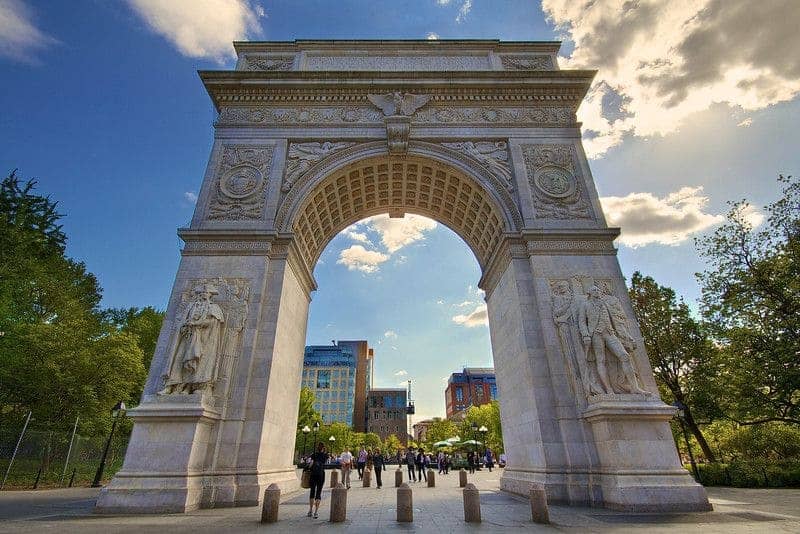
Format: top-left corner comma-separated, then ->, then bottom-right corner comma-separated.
339,448 -> 354,489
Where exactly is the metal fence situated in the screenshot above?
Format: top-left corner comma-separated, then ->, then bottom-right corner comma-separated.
0,425 -> 129,489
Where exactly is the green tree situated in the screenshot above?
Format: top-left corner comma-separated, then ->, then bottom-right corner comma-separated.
104,306 -> 165,400
296,387 -> 322,430
696,175 -> 800,426
383,434 -> 402,455
629,272 -> 720,461
423,417 -> 459,451
461,401 -> 504,454
0,171 -> 146,435
362,432 -> 382,450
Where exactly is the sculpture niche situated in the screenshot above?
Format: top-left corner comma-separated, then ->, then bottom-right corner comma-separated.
159,284 -> 225,395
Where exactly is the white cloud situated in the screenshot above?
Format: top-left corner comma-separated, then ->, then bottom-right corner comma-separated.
384,330 -> 398,339
394,369 -> 408,377
436,299 -> 445,305
453,300 -> 475,308
391,346 -> 398,351
737,118 -> 753,128
542,0 -> 800,157
426,32 -> 440,40
362,214 -> 437,253
126,0 -> 264,63
0,0 -> 58,63
436,0 -> 452,5
336,245 -> 389,273
456,0 -> 472,23
184,191 -> 198,203
452,304 -> 488,328
343,226 -> 371,244
600,186 -> 726,247
733,203 -> 765,229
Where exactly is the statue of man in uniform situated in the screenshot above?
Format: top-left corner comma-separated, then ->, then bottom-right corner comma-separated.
577,285 -> 649,395
159,284 -> 225,395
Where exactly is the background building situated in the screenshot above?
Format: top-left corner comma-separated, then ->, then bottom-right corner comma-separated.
412,418 -> 435,443
366,388 -> 408,445
302,340 -> 373,429
445,367 -> 498,420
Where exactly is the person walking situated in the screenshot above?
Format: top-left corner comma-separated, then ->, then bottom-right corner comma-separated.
415,449 -> 427,482
484,448 -> 494,473
467,450 -> 476,474
405,448 -> 417,482
307,442 -> 327,519
437,451 -> 445,474
339,448 -> 353,489
372,449 -> 387,488
356,446 -> 367,480
444,453 -> 451,474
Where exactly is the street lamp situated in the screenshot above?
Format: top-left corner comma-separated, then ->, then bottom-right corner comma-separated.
479,426 -> 488,459
312,421 -> 320,452
672,401 -> 700,482
301,425 -> 311,460
91,401 -> 126,487
470,422 -> 479,469
329,435 -> 336,453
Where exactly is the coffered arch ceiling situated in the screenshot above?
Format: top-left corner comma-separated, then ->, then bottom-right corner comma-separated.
291,154 -> 513,271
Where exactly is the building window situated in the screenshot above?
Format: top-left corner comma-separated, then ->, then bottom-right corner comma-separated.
490,384 -> 497,399
475,386 -> 484,400
455,387 -> 463,402
317,370 -> 331,389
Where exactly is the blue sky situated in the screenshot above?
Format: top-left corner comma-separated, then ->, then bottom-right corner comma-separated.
1,0 -> 798,423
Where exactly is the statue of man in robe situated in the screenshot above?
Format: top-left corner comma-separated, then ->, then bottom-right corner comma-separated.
159,284 -> 225,395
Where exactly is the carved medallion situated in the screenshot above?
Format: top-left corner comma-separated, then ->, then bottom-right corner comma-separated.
533,166 -> 575,198
243,56 -> 293,71
521,144 -> 593,220
219,165 -> 262,199
208,145 -> 273,220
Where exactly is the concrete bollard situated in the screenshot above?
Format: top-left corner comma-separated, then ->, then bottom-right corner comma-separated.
362,467 -> 372,487
530,483 -> 550,524
463,483 -> 481,523
330,469 -> 339,488
260,483 -> 280,523
395,467 -> 403,487
397,483 -> 413,522
330,483 -> 347,523
427,469 -> 435,487
459,468 -> 467,488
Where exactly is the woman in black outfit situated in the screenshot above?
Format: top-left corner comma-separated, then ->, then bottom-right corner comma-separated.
307,443 -> 327,518
372,449 -> 387,488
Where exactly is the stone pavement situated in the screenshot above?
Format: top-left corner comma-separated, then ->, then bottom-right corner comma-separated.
1,468 -> 799,533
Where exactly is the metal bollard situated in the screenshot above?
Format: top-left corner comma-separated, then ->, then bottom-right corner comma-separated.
330,469 -> 339,488
530,483 -> 550,524
463,483 -> 481,523
459,468 -> 467,488
362,467 -> 372,487
330,483 -> 347,523
427,469 -> 435,487
260,483 -> 280,523
397,483 -> 413,522
395,467 -> 403,487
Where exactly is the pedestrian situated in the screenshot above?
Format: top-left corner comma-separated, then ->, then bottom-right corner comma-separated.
438,451 -> 445,474
416,449 -> 427,482
366,448 -> 374,472
405,448 -> 417,481
444,453 -> 451,474
484,448 -> 494,473
339,447 -> 353,489
467,450 -> 476,474
357,446 -> 367,480
372,448 -> 387,488
307,442 -> 327,519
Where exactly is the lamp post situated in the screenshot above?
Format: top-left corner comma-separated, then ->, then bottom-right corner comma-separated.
329,435 -> 336,454
301,425 -> 311,461
312,421 -> 320,452
470,422 -> 478,469
479,425 -> 488,460
92,401 -> 125,488
672,401 -> 700,482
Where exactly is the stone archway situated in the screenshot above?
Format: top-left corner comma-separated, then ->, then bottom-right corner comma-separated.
96,40 -> 710,514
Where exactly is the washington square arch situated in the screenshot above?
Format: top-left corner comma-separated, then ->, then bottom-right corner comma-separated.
95,40 -> 711,514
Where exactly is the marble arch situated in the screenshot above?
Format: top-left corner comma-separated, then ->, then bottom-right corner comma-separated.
96,40 -> 711,514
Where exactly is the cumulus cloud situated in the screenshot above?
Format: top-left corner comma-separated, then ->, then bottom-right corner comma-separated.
426,32 -> 440,40
126,0 -> 264,63
542,0 -> 800,157
456,0 -> 472,23
0,0 -> 58,63
336,245 -> 389,273
184,191 -> 198,203
737,118 -> 753,128
384,330 -> 398,339
452,303 -> 488,328
394,369 -> 408,376
362,214 -> 437,253
600,186 -> 728,247
343,226 -> 371,245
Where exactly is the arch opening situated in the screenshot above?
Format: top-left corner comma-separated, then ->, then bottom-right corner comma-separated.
290,155 -> 511,272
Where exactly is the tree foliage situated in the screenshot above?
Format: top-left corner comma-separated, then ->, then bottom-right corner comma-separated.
696,175 -> 800,425
422,417 -> 460,451
460,401 -> 504,454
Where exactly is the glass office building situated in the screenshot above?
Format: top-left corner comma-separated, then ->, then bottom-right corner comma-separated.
301,345 -> 357,426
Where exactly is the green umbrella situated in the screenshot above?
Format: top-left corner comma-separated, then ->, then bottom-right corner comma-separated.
461,439 -> 482,446
446,436 -> 461,443
433,441 -> 451,447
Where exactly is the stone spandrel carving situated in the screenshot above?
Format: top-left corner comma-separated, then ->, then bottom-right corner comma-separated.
522,145 -> 594,220
208,146 -> 273,220
500,55 -> 554,70
158,278 -> 250,397
367,92 -> 431,117
283,142 -> 357,192
442,141 -> 514,192
550,277 -> 651,401
243,56 -> 294,71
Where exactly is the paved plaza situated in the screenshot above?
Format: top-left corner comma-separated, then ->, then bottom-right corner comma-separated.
1,469 -> 799,533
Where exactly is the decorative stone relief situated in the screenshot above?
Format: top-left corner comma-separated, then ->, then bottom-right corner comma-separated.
283,142 -> 357,192
158,279 -> 249,396
500,55 -> 554,70
208,146 -> 273,220
442,141 -> 514,192
305,55 -> 490,71
216,106 -> 384,126
550,276 -> 650,401
521,145 -> 593,220
242,56 -> 294,71
367,92 -> 430,155
414,106 -> 575,125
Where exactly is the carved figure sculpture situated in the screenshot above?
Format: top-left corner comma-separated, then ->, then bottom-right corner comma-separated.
442,141 -> 513,190
283,142 -> 355,192
367,92 -> 430,116
577,285 -> 649,396
159,284 -> 225,395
